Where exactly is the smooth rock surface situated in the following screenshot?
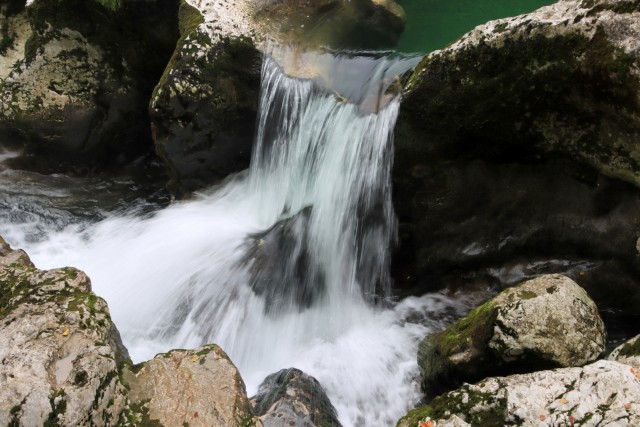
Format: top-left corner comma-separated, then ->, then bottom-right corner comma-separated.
251,368 -> 342,427
123,344 -> 261,427
0,236 -> 129,426
398,360 -> 640,427
418,274 -> 606,398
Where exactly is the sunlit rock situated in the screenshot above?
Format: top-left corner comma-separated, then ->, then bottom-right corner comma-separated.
0,236 -> 129,426
418,274 -> 606,398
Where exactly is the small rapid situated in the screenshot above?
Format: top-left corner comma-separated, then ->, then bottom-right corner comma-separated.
0,48 -> 481,426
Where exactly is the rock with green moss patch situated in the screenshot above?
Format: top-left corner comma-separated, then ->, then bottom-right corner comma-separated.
0,0 -> 178,174
150,0 -> 405,197
609,333 -> 640,371
398,360 -> 640,427
418,274 -> 605,398
0,236 -> 130,426
122,344 -> 262,427
251,368 -> 342,427
394,0 -> 640,293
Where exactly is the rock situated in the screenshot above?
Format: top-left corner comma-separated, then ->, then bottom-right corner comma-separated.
418,274 -> 606,398
123,344 -> 261,427
150,0 -> 405,197
0,0 -> 179,174
397,360 -> 640,427
0,236 -> 129,426
609,334 -> 640,371
251,368 -> 342,427
392,0 -> 640,322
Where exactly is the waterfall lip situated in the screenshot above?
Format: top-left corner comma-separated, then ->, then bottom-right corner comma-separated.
263,44 -> 422,113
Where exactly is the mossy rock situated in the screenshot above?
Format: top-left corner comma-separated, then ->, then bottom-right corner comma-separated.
0,0 -> 179,175
417,275 -> 606,399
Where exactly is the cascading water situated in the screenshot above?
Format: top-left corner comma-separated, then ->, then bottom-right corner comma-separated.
0,48 -> 482,426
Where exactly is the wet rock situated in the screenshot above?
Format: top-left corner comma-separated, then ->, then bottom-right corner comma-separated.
398,360 -> 640,427
0,236 -> 129,426
151,0 -> 405,197
609,334 -> 640,371
0,0 -> 179,174
123,344 -> 261,427
392,0 -> 640,323
251,368 -> 342,427
418,274 -> 606,398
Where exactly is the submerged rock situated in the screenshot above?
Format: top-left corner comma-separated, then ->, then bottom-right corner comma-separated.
251,368 -> 342,427
609,334 -> 640,371
0,0 -> 179,174
150,0 -> 406,197
398,360 -> 640,427
0,236 -> 129,426
123,344 -> 261,427
418,274 -> 606,398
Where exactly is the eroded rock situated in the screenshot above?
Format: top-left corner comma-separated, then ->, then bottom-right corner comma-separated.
398,360 -> 640,427
123,344 -> 261,427
0,236 -> 129,426
418,274 -> 606,398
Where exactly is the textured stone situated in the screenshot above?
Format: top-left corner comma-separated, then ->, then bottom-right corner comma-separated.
251,368 -> 342,427
392,0 -> 640,322
609,334 -> 640,371
0,236 -> 129,426
123,344 -> 261,427
399,360 -> 640,427
418,274 -> 606,398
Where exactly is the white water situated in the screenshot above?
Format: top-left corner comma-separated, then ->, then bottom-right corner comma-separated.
1,50 -> 480,426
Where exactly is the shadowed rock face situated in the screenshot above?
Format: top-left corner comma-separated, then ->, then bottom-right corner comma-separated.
251,368 -> 342,427
0,0 -> 179,175
392,0 -> 640,328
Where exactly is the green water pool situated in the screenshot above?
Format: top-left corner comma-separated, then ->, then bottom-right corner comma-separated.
395,0 -> 556,53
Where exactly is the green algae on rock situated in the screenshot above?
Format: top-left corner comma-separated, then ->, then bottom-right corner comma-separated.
417,275 -> 606,399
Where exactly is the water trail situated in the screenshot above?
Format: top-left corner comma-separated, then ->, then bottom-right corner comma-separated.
0,48 -> 484,426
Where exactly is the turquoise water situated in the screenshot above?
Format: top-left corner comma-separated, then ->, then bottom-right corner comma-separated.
396,0 -> 556,53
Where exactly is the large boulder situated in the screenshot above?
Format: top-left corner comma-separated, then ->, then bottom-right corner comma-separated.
123,344 -> 261,426
398,360 -> 640,427
392,0 -> 640,326
0,0 -> 179,174
150,0 -> 406,197
418,274 -> 606,398
0,236 -> 129,426
251,368 -> 342,427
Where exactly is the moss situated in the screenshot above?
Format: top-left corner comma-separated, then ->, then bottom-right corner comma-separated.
493,22 -> 508,33
618,337 -> 640,357
518,290 -> 538,300
586,0 -> 640,16
125,400 -> 164,427
44,390 -> 67,427
178,0 -> 203,36
434,300 -> 497,356
397,384 -> 507,427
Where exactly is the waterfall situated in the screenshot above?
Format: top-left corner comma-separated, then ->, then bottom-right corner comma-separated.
0,48 -> 477,426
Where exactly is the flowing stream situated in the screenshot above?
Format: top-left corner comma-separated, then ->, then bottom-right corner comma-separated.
0,48 -> 483,426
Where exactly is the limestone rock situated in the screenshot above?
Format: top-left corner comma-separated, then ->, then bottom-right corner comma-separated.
393,0 -> 640,298
609,334 -> 640,371
123,344 -> 261,427
398,360 -> 640,427
0,0 -> 179,174
251,368 -> 342,427
150,0 -> 405,197
418,274 -> 606,398
0,236 -> 129,426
